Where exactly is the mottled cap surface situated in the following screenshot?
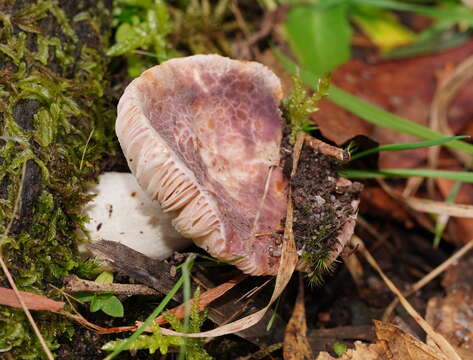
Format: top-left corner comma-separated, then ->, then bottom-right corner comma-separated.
116,55 -> 287,275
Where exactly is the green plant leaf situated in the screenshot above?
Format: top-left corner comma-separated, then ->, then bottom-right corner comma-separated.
285,1 -> 352,74
340,169 -> 473,183
333,342 -> 347,356
95,271 -> 114,284
351,0 -> 473,23
273,49 -> 473,157
101,295 -> 124,317
73,292 -> 94,302
90,295 -> 103,312
104,256 -> 195,360
350,136 -> 469,161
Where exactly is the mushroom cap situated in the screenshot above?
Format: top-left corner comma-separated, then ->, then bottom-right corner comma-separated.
83,172 -> 191,259
116,55 -> 288,275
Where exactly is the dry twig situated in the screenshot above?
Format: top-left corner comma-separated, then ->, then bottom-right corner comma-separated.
64,275 -> 161,296
382,239 -> 473,321
353,235 -> 462,360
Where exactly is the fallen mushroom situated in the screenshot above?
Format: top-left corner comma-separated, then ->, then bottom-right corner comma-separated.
83,172 -> 191,259
116,54 -> 360,276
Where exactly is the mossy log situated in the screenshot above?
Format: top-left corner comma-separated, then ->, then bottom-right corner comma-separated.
0,0 -> 114,356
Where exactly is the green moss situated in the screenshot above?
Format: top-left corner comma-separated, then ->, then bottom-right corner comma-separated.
108,0 -> 233,77
102,288 -> 211,359
0,0 -> 114,357
283,72 -> 331,144
300,225 -> 333,286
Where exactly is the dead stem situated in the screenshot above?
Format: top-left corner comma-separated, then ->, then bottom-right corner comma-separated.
250,165 -> 275,245
63,275 -> 162,296
382,240 -> 473,322
429,54 -> 473,169
0,162 -> 54,360
353,235 -> 462,360
303,134 -> 349,162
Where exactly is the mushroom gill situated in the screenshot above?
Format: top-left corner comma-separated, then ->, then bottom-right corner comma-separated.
116,55 -> 287,275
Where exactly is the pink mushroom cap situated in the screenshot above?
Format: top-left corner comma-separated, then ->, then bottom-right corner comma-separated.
116,55 -> 288,275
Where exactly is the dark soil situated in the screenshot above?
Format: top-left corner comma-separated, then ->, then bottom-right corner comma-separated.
280,126 -> 363,280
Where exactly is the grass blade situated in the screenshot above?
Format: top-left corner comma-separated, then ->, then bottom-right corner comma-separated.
273,48 -> 473,157
104,273 -> 185,359
433,181 -> 462,248
351,0 -> 473,23
350,135 -> 469,161
340,169 -> 473,183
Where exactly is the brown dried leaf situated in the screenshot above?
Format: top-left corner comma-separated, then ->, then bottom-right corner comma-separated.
436,179 -> 473,244
316,340 -> 387,360
426,252 -> 473,357
283,275 -> 313,360
375,321 -> 447,360
0,287 -> 65,313
316,321 -> 447,360
314,41 -> 473,169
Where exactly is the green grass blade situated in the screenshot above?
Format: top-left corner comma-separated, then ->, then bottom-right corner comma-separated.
433,181 -> 461,248
104,273 -> 185,359
178,254 -> 195,360
350,136 -> 469,161
351,0 -> 473,23
273,48 -> 473,157
340,169 -> 473,183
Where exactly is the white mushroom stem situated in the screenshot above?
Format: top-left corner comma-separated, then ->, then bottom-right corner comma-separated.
82,172 -> 191,260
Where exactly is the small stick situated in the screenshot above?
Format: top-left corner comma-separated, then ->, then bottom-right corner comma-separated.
304,134 -> 350,162
382,239 -> 473,322
353,235 -> 462,360
63,275 -> 161,296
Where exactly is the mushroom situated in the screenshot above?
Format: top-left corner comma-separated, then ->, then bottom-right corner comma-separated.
116,54 -> 359,276
83,172 -> 191,260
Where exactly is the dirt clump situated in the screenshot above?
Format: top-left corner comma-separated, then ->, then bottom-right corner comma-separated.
281,127 -> 363,281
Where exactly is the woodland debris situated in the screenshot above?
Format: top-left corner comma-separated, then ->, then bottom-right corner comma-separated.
63,275 -> 161,296
353,236 -> 462,360
316,321 -> 448,360
283,274 -> 313,360
426,252 -> 473,355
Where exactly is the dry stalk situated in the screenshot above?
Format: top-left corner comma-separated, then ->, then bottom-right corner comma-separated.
64,275 -> 161,296
352,235 -> 462,360
429,55 -> 473,169
382,239 -> 473,321
303,134 -> 349,162
379,179 -> 473,218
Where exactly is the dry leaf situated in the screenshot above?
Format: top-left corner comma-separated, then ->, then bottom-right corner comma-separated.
316,321 -> 449,360
315,340 -> 387,360
314,41 -> 473,169
0,287 -> 65,313
375,321 -> 448,360
436,178 -> 473,244
283,274 -> 313,360
426,253 -> 473,358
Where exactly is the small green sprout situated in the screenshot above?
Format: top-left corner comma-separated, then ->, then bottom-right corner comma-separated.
283,72 -> 330,144
333,342 -> 347,356
74,271 -> 124,318
102,287 -> 210,359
